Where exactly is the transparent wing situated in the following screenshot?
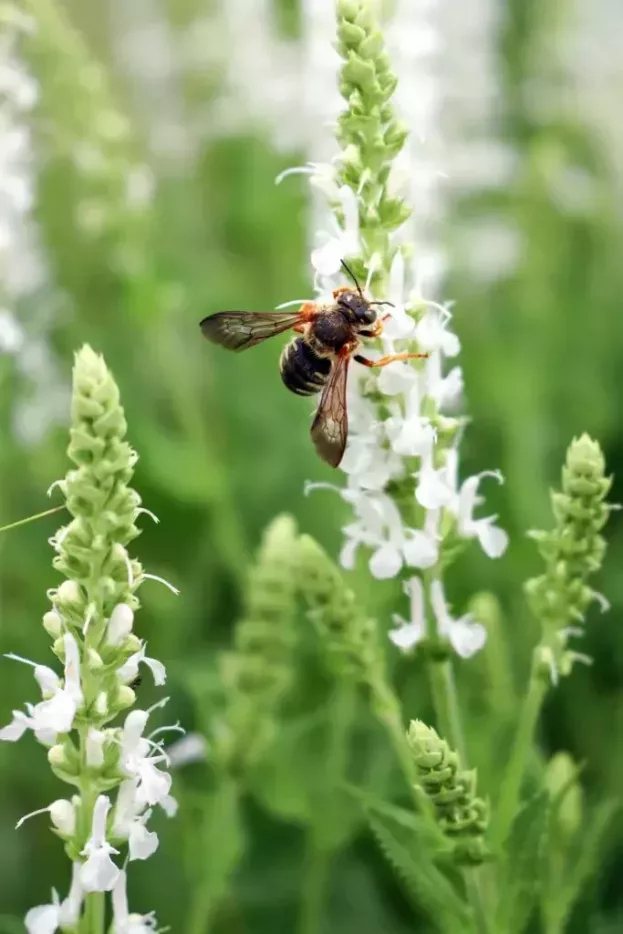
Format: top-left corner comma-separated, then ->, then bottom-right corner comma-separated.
310,351 -> 350,468
200,310 -> 304,352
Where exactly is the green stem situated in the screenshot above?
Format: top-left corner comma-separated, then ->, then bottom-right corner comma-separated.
427,658 -> 467,768
299,838 -> 330,934
82,892 -> 105,934
490,656 -> 548,849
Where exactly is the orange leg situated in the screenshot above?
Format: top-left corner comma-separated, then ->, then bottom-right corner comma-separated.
354,351 -> 429,368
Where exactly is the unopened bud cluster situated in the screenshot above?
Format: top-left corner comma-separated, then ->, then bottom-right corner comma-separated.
525,435 -> 612,680
407,720 -> 489,865
1,347 -> 175,930
213,516 -> 300,774
297,534 -> 381,682
335,0 -> 410,284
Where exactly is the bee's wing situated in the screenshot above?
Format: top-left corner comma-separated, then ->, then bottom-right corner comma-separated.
200,310 -> 304,352
310,350 -> 350,468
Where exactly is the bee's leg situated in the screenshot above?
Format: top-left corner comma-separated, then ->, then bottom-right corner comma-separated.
354,351 -> 429,368
359,314 -> 392,339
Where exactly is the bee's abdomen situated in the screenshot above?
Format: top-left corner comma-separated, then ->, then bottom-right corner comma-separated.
279,338 -> 332,396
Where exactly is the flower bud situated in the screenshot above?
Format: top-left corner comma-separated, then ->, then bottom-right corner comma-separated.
86,728 -> 106,768
95,692 -> 109,717
50,798 -> 76,837
56,580 -> 82,606
106,604 -> 134,646
86,648 -> 103,670
43,610 -> 63,638
115,686 -> 136,711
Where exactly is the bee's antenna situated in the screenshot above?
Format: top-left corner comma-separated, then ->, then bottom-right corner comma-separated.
340,259 -> 365,300
370,300 -> 395,308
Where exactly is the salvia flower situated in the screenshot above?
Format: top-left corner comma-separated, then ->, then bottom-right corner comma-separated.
1,346 -> 177,926
280,1 -> 508,660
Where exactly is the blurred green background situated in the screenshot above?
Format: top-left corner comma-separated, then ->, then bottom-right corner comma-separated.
1,0 -> 623,931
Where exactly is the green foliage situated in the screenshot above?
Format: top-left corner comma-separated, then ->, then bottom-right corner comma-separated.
2,0 -> 623,931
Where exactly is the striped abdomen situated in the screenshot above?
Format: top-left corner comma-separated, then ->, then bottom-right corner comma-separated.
279,337 -> 332,396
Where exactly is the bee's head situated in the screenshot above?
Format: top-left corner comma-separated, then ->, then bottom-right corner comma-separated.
337,290 -> 377,327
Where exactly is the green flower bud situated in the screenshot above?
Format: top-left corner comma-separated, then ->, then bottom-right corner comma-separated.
407,720 -> 489,865
211,516 -> 300,773
525,435 -> 612,679
297,534 -> 381,682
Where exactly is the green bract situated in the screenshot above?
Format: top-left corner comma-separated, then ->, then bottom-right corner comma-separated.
407,720 -> 489,865
525,434 -> 612,677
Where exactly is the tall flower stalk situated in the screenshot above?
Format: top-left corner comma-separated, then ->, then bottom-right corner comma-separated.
0,346 -> 178,934
281,1 -> 507,765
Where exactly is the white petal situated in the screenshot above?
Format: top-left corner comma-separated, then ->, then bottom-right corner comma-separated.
389,621 -> 424,651
338,185 -> 360,241
121,710 -> 149,758
136,762 -> 172,807
311,238 -> 344,277
447,618 -> 487,658
376,361 -> 416,395
403,532 -> 439,569
416,466 -> 454,510
112,780 -> 141,837
89,795 -> 112,847
167,733 -> 208,767
429,579 -> 450,630
79,851 -> 120,893
475,519 -> 509,558
141,654 -> 166,687
129,821 -> 159,861
160,794 -> 179,817
63,633 -> 83,703
0,710 -> 30,741
112,872 -> 130,928
369,544 -> 403,579
339,536 -> 359,570
403,576 -> 426,628
383,305 -> 415,339
58,863 -> 83,927
25,903 -> 59,934
33,691 -> 76,734
34,666 -> 62,695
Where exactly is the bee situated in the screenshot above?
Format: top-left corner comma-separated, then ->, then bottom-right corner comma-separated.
200,262 -> 427,467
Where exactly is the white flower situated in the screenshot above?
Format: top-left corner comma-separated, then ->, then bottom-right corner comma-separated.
112,871 -> 158,934
339,489 -> 438,578
1,635 -> 83,743
424,352 -> 463,410
311,184 -> 360,277
452,470 -> 509,558
414,304 -> 460,357
25,864 -> 83,934
79,795 -> 120,892
390,577 -> 486,658
128,809 -> 159,861
385,380 -> 436,458
117,644 -> 166,687
430,579 -> 486,658
120,710 -> 172,807
389,577 -> 428,651
416,450 -> 508,559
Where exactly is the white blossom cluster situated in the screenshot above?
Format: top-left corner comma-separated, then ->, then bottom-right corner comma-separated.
0,5 -> 70,443
280,0 -> 509,660
1,598 -> 178,934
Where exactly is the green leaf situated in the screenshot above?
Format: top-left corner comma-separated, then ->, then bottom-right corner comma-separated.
542,799 -> 619,933
185,781 -> 245,928
368,814 -> 472,934
495,791 -> 550,934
